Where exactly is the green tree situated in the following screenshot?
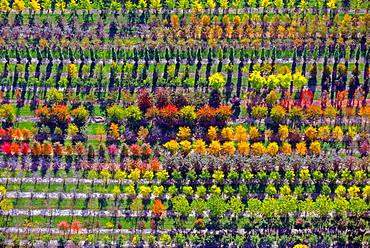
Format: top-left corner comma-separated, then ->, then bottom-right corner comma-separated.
177,0 -> 189,15
207,195 -> 228,218
247,198 -> 262,216
165,0 -> 175,8
247,0 -> 257,8
138,0 -> 147,9
228,196 -> 245,216
191,198 -> 207,217
172,195 -> 192,216
110,0 -> 122,12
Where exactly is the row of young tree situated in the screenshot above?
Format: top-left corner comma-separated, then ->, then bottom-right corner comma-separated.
0,0 -> 367,13
1,44 -> 368,104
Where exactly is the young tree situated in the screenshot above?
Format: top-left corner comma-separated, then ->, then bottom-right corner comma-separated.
41,0 -> 52,13
0,0 -> 11,12
220,0 -> 229,14
177,0 -> 189,16
206,0 -> 216,14
150,0 -> 162,15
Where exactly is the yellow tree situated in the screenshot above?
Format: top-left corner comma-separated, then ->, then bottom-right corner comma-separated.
41,0 -> 51,13
298,0 -> 309,22
110,0 -> 122,15
12,0 -> 25,12
286,0 -> 295,16
351,0 -> 362,14
55,0 -> 66,13
260,0 -> 271,10
0,0 -> 11,12
0,198 -> 13,225
30,0 -> 41,13
191,0 -> 203,15
327,0 -> 337,10
298,0 -> 309,12
0,199 -> 13,211
327,0 -> 337,20
247,0 -> 257,8
138,0 -> 147,10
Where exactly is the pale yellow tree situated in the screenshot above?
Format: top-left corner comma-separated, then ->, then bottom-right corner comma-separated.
41,0 -> 52,12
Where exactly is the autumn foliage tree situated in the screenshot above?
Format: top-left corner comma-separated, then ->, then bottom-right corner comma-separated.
152,198 -> 166,236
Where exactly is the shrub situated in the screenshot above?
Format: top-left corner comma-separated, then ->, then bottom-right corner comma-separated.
172,195 -> 192,216
46,88 -> 64,104
288,106 -> 304,123
107,105 -> 125,124
123,106 -> 142,123
138,89 -> 153,112
0,104 -> 16,125
50,105 -> 71,128
180,106 -> 197,126
71,106 -> 89,127
305,105 -> 323,121
251,105 -> 268,120
270,105 -> 286,123
248,70 -> 266,90
197,105 -> 216,128
209,72 -> 226,90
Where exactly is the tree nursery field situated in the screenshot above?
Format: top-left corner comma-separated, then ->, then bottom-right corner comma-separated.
0,0 -> 369,247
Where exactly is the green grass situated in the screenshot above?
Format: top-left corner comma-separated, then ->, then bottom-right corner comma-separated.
15,105 -> 33,116
86,139 -> 104,149
2,212 -> 200,229
92,106 -> 104,116
14,121 -> 36,130
85,123 -> 105,135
